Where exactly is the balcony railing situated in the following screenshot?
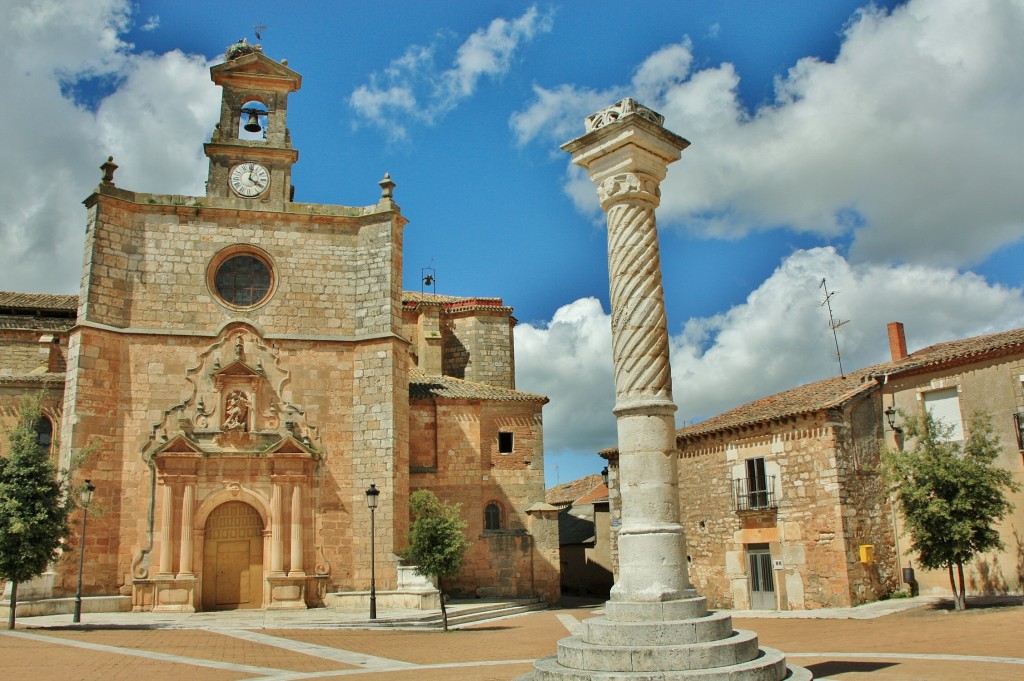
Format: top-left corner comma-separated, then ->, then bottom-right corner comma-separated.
733,476 -> 777,511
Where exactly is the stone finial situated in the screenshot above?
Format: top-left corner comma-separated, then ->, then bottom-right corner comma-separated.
584,98 -> 665,132
100,156 -> 119,185
379,172 -> 396,199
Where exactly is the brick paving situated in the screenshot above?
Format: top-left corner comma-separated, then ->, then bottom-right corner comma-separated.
1,598 -> 1022,680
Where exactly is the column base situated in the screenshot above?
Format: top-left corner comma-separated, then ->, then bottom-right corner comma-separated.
515,597 -> 812,680
266,575 -> 308,610
143,575 -> 197,613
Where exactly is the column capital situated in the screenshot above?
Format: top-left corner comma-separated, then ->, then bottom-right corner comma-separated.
562,99 -> 689,187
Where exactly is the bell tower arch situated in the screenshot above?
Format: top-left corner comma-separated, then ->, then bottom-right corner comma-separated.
204,45 -> 301,203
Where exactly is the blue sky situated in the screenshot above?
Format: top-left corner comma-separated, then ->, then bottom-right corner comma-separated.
2,1 -> 1024,487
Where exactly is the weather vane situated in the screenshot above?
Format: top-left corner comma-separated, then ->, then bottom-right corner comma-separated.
254,23 -> 266,43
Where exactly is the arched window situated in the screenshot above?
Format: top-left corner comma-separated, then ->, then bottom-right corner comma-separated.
484,502 -> 502,530
35,415 -> 53,449
238,100 -> 268,141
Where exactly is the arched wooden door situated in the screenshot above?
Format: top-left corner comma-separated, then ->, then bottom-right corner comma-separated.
202,501 -> 264,610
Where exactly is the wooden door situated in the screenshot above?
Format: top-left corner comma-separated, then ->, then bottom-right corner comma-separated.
202,501 -> 263,610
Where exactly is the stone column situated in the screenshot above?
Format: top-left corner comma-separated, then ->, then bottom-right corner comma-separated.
270,482 -> 284,574
516,98 -> 810,680
158,479 -> 175,575
289,484 -> 304,576
566,98 -> 690,605
178,482 -> 195,576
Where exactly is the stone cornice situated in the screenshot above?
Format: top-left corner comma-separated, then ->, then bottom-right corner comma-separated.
83,184 -> 403,223
72,319 -> 411,345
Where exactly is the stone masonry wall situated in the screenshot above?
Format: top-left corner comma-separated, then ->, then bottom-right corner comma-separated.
678,412 -> 862,610
407,399 -> 558,599
442,311 -> 514,388
834,396 -> 899,604
81,193 -> 401,338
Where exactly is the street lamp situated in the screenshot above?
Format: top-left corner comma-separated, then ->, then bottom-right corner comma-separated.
884,405 -> 902,434
601,466 -> 609,487
365,484 -> 380,620
73,480 -> 96,624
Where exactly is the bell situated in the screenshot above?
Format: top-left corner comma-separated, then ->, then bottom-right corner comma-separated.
243,111 -> 262,133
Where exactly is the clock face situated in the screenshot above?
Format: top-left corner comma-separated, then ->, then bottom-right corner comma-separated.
229,162 -> 270,197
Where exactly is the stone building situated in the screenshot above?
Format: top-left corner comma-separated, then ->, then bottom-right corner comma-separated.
603,322 -> 1024,610
0,48 -> 559,613
546,473 -> 613,597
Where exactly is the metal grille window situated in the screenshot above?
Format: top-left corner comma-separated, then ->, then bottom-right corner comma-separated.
484,502 -> 502,530
734,457 -> 776,511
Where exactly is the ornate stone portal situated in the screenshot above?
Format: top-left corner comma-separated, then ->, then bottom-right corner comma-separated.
132,324 -> 322,613
517,100 -> 811,679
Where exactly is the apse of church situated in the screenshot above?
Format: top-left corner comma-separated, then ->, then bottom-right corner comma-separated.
40,47 -> 559,612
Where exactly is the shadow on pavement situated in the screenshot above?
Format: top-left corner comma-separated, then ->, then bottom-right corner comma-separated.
806,660 -> 898,677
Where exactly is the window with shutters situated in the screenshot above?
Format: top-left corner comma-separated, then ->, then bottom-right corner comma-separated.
923,387 -> 964,442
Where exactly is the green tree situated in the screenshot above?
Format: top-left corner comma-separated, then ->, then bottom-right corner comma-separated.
883,411 -> 1019,611
0,394 -> 73,629
402,490 -> 470,631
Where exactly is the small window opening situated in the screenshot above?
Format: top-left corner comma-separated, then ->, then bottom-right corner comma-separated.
238,101 -> 268,141
484,502 -> 502,530
35,415 -> 53,448
498,432 -> 513,454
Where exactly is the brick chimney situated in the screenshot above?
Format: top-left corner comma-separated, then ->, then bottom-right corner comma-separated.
887,322 -> 908,361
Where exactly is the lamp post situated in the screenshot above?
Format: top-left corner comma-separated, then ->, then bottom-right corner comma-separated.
365,484 -> 380,620
73,480 -> 96,624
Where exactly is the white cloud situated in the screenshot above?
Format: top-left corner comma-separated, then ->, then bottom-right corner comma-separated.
0,0 -> 218,294
517,248 -> 1024,453
514,0 -> 1024,269
141,15 -> 160,31
350,5 -> 553,139
515,297 -> 616,455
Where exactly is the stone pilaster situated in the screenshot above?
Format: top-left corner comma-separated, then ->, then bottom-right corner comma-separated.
290,484 -> 304,576
270,482 -> 285,575
516,98 -> 811,680
178,482 -> 195,576
158,479 -> 175,576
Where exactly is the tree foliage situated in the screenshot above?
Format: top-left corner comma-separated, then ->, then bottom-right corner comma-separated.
0,393 -> 73,628
402,490 -> 470,630
882,410 -> 1019,610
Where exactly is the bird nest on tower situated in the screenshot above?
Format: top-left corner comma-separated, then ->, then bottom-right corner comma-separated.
225,38 -> 263,61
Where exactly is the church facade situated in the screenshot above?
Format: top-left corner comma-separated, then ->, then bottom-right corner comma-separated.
1,49 -> 559,612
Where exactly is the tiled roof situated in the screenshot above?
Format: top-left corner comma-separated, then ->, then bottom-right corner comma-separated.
0,372 -> 65,385
0,292 -> 77,314
402,292 -> 511,314
0,315 -> 75,331
678,326 -> 1024,441
558,511 -> 596,546
546,473 -> 604,506
868,326 -> 1024,379
403,292 -> 501,305
408,368 -> 547,402
677,371 -> 877,439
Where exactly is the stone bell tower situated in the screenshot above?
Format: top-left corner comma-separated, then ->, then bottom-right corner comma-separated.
204,44 -> 301,204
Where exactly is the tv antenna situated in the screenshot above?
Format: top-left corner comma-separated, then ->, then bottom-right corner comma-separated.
820,278 -> 849,377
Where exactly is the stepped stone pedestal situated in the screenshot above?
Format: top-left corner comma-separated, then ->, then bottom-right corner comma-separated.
516,99 -> 811,680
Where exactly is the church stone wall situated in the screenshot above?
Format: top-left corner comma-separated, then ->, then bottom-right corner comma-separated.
442,311 -> 515,388
81,194 -> 402,338
408,399 -> 558,600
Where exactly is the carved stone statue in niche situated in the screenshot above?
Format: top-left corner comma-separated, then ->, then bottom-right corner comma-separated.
222,390 -> 252,431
